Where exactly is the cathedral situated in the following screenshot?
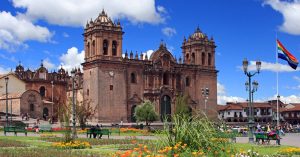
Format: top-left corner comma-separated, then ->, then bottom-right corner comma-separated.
82,10 -> 218,122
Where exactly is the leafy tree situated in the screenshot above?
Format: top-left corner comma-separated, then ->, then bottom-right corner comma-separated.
134,100 -> 158,126
57,101 -> 72,142
175,94 -> 190,116
76,99 -> 95,129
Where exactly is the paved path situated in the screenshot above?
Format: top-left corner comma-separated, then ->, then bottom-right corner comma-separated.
236,133 -> 300,147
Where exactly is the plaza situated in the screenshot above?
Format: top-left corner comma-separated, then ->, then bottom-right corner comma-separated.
1,0 -> 300,156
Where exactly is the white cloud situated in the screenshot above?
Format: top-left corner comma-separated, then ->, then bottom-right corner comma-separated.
162,27 -> 176,37
0,66 -> 10,75
217,82 -> 225,95
122,49 -> 154,60
269,94 -> 300,104
218,95 -> 246,105
59,47 -> 85,72
264,0 -> 300,35
293,76 -> 300,82
238,61 -> 299,72
217,82 -> 245,105
285,76 -> 300,90
157,6 -> 167,14
0,11 -> 52,51
12,0 -> 166,26
143,50 -> 154,60
62,32 -> 69,38
43,58 -> 55,70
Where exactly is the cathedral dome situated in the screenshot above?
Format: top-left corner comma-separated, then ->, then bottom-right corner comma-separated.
16,62 -> 24,72
191,27 -> 205,39
95,9 -> 113,25
58,66 -> 65,75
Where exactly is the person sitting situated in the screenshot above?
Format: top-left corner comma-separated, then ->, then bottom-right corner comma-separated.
96,124 -> 103,139
90,125 -> 96,138
255,128 -> 265,144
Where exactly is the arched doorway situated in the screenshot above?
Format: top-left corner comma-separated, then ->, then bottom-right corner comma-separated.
160,95 -> 171,121
43,107 -> 49,117
131,105 -> 137,122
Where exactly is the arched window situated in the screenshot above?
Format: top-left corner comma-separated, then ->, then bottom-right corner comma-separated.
112,40 -> 117,56
87,89 -> 89,96
87,42 -> 90,57
186,53 -> 190,63
202,52 -> 206,65
176,74 -> 181,89
163,72 -> 169,85
131,73 -> 137,83
103,40 -> 108,55
191,53 -> 195,64
92,40 -> 95,56
208,53 -> 212,66
30,104 -> 34,111
39,86 -> 46,97
185,77 -> 190,87
148,76 -> 153,87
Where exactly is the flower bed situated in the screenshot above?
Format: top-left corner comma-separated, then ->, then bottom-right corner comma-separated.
119,128 -> 147,134
52,141 -> 91,149
278,147 -> 300,156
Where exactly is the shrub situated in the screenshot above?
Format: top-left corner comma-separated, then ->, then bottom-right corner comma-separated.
158,114 -> 234,155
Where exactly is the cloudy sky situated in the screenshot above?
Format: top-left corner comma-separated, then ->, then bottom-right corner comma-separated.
1,0 -> 300,104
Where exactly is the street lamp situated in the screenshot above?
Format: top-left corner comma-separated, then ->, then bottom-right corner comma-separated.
242,58 -> 261,143
5,77 -> 9,126
51,81 -> 54,120
71,70 -> 77,139
163,96 -> 167,121
201,87 -> 209,115
10,97 -> 12,125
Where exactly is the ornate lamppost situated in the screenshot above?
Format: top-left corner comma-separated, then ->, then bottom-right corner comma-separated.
51,81 -> 54,119
201,88 -> 209,115
5,77 -> 9,126
242,58 -> 261,143
71,70 -> 77,139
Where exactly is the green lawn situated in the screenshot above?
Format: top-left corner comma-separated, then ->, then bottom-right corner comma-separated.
0,135 -> 298,157
233,143 -> 294,156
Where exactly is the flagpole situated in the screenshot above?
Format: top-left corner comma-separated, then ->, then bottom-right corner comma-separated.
276,32 -> 280,127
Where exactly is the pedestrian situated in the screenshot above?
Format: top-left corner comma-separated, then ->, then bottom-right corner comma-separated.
276,126 -> 281,145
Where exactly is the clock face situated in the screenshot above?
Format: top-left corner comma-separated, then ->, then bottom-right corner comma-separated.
109,71 -> 114,77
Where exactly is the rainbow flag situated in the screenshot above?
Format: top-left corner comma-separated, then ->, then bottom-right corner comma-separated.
277,39 -> 298,70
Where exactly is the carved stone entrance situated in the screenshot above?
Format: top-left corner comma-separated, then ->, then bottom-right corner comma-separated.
160,95 -> 171,121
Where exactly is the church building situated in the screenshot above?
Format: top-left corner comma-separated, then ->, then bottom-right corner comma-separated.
82,10 -> 218,122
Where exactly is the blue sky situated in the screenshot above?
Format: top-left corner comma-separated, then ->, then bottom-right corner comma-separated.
1,0 -> 300,104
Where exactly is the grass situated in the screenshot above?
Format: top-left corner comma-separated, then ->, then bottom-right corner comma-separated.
0,134 -> 299,156
233,143 -> 294,155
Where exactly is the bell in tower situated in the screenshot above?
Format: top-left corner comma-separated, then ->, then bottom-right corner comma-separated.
181,26 -> 216,67
84,9 -> 124,62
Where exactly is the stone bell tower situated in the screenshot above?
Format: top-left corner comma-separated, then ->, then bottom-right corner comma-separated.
84,9 -> 123,62
181,27 -> 216,67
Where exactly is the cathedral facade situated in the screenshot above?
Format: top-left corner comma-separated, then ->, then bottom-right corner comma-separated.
82,10 -> 218,122
12,63 -> 71,119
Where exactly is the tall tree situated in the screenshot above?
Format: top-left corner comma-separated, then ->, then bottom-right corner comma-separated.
134,100 -> 158,126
